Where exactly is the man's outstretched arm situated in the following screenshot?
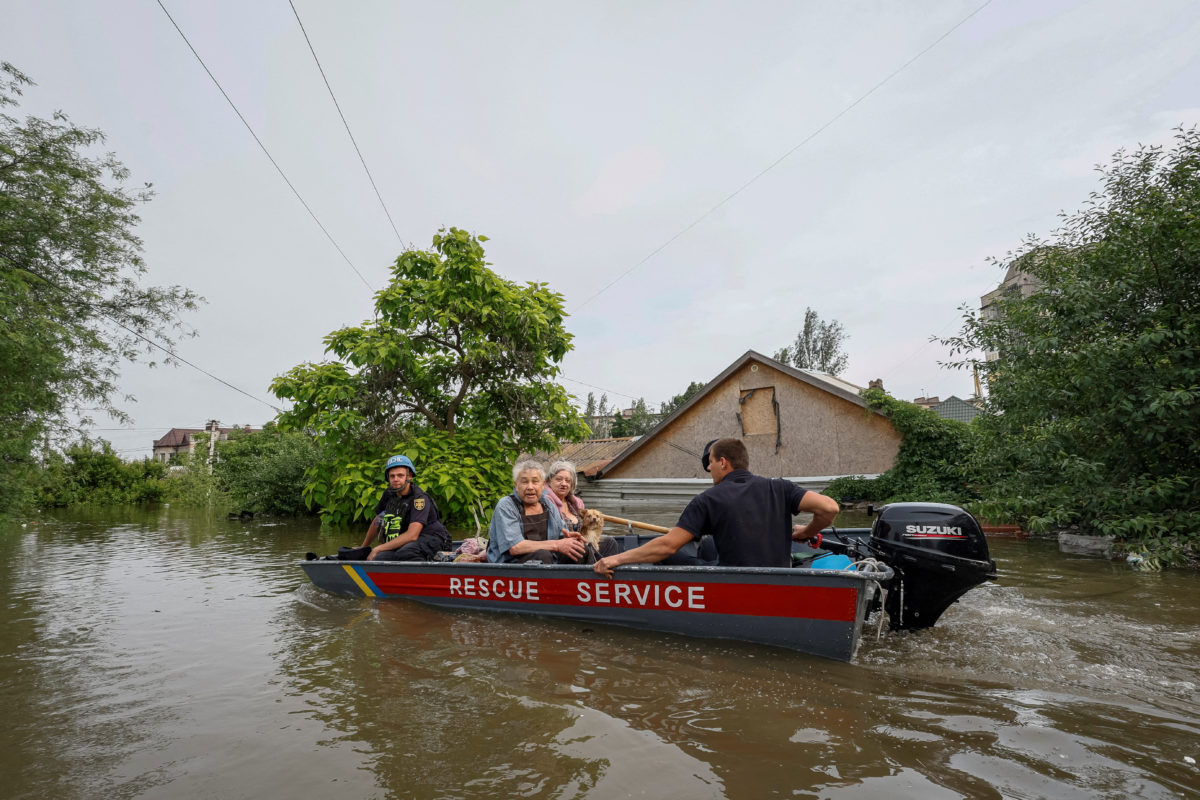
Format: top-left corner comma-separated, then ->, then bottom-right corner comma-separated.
593,528 -> 695,578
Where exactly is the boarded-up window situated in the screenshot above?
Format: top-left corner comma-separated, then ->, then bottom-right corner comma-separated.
738,387 -> 777,436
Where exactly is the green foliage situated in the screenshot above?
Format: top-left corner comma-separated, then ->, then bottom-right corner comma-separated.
212,425 -> 319,516
943,128 -> 1200,564
31,439 -> 167,507
162,455 -> 226,509
659,381 -> 706,417
825,389 -> 980,506
396,429 -> 514,532
823,474 -> 890,504
583,392 -> 616,438
0,62 -> 200,514
610,398 -> 658,438
296,427 -> 514,531
271,228 -> 588,527
610,412 -> 628,438
773,307 -> 849,375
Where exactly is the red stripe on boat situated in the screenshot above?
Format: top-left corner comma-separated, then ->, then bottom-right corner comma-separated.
363,571 -> 859,622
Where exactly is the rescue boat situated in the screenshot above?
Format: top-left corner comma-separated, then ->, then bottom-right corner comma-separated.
299,501 -> 997,662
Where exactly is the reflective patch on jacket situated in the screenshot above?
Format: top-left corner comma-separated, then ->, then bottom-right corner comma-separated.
381,513 -> 407,542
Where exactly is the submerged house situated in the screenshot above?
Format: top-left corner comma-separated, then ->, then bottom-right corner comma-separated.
583,350 -> 901,505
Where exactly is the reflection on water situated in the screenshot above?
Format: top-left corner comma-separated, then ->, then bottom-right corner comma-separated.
1,508 -> 1198,799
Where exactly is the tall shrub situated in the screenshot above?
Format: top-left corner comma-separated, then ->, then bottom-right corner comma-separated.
943,128 -> 1200,562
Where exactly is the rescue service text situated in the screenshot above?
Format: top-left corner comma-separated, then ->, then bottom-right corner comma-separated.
577,580 -> 706,610
445,576 -> 707,610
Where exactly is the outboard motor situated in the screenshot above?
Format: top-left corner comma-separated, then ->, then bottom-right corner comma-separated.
869,502 -> 998,630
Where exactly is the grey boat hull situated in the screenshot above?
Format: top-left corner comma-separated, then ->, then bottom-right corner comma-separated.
300,559 -> 890,662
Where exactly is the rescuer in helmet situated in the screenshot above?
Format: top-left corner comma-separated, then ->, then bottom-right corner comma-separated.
359,454 -> 451,561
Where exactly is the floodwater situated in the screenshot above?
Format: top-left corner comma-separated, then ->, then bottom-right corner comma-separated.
1,505 -> 1198,800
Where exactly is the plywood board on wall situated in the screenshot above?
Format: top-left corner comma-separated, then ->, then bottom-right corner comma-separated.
739,387 -> 776,436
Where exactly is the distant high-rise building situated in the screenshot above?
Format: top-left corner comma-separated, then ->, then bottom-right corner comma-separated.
979,253 -> 1044,361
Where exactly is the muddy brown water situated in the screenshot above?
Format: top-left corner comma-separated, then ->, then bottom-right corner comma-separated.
1,506 -> 1198,799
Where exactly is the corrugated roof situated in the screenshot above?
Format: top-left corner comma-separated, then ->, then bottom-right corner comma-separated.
526,437 -> 638,477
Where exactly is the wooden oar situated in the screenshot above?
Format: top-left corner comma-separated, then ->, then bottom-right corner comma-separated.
601,514 -> 670,534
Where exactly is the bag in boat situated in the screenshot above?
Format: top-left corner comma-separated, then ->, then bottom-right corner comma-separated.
809,553 -> 855,571
336,546 -> 372,561
452,537 -> 487,562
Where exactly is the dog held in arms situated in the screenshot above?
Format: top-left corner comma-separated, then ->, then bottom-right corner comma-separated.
579,509 -> 606,562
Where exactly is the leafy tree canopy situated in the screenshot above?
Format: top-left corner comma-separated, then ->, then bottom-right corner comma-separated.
773,307 -> 849,375
943,127 -> 1200,563
610,398 -> 659,438
659,381 -> 706,417
31,438 -> 167,507
0,63 -> 200,513
271,228 -> 588,527
824,388 -> 979,507
211,424 -> 321,517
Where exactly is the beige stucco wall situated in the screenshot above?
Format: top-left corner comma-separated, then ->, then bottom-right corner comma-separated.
604,361 -> 901,479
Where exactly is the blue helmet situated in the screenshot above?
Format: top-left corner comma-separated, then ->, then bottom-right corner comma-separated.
384,454 -> 416,479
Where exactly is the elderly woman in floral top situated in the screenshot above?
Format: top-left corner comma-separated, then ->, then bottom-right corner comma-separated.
543,460 -> 619,559
543,460 -> 586,530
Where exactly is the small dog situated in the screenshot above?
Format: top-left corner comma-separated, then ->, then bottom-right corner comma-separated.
579,509 -> 605,549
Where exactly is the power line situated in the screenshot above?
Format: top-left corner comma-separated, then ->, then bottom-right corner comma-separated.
105,315 -> 285,414
89,427 -> 183,431
288,0 -> 408,249
574,0 -> 994,310
154,0 -> 374,291
560,374 -> 640,402
20,264 -> 284,419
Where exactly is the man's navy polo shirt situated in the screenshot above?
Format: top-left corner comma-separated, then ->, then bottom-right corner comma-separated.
675,469 -> 807,567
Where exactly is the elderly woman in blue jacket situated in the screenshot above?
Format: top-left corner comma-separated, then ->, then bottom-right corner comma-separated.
486,459 -> 588,564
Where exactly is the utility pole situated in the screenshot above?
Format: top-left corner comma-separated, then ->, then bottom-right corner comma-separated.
207,419 -> 219,474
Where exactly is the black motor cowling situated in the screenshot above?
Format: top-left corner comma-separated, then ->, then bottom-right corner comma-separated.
868,502 -> 998,630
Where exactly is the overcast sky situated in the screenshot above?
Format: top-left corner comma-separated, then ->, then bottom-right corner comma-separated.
5,0 -> 1200,458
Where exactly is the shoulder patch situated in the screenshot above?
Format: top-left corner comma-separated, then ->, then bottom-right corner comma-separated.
413,497 -> 425,511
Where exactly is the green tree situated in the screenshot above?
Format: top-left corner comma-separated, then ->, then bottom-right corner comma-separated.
824,388 -> 979,506
627,398 -> 658,435
162,453 -> 225,509
31,438 -> 168,507
774,308 -> 849,375
943,127 -> 1200,563
588,392 -> 613,438
0,63 -> 199,513
659,380 -> 706,416
610,411 -> 628,438
213,425 -> 320,516
609,398 -> 658,438
270,227 -> 587,527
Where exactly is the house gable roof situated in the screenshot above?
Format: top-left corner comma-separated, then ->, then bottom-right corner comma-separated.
931,395 -> 981,422
598,350 -> 872,477
152,426 -> 259,449
153,428 -> 204,449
